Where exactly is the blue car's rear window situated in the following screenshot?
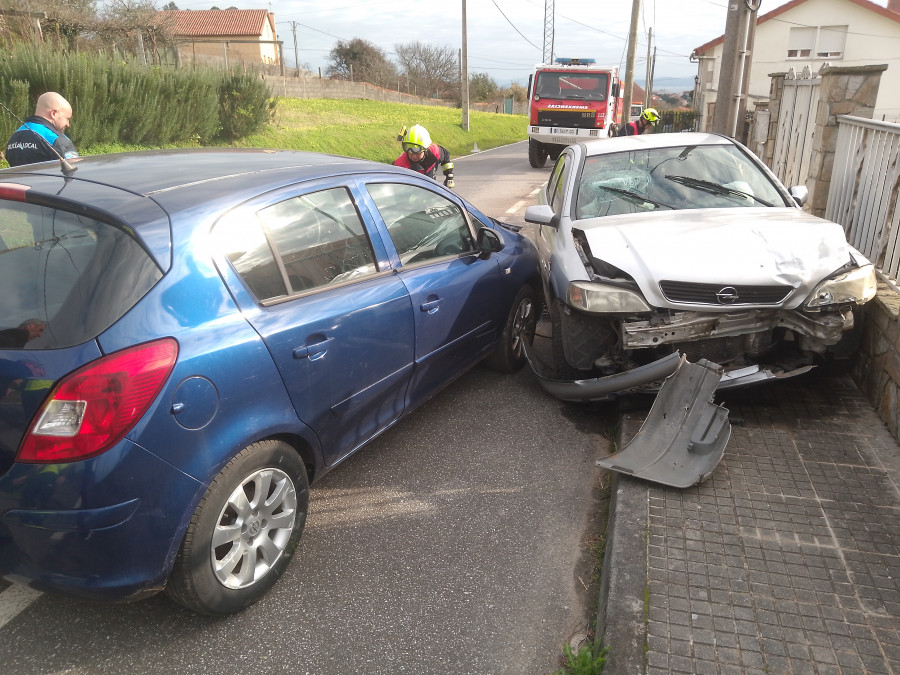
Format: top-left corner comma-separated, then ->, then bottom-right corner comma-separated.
0,200 -> 162,349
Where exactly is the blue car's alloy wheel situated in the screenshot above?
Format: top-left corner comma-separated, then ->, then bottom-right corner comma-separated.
213,466 -> 298,589
485,285 -> 538,373
166,440 -> 309,615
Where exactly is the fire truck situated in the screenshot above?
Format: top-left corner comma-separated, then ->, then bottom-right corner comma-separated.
526,58 -> 624,168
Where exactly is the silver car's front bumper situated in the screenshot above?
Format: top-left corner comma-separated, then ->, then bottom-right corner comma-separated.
522,342 -> 816,402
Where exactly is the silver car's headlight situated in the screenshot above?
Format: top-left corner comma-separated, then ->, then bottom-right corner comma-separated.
804,264 -> 877,309
567,281 -> 651,313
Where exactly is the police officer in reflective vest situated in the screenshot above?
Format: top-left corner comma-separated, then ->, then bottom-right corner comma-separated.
5,92 -> 79,167
394,124 -> 455,188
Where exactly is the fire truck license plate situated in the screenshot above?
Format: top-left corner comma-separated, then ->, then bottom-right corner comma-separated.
551,128 -> 577,134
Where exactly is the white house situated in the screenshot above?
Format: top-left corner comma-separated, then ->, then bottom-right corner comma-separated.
692,0 -> 900,130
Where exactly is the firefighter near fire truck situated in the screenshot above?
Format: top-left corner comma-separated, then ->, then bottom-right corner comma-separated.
526,58 -> 624,168
394,125 -> 455,188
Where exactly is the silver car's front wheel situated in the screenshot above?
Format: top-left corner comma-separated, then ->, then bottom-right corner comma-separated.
167,440 -> 309,615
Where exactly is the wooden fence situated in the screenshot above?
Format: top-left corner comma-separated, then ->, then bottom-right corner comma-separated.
828,115 -> 900,286
771,72 -> 819,188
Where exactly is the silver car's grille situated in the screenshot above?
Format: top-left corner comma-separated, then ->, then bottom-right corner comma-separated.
659,281 -> 792,306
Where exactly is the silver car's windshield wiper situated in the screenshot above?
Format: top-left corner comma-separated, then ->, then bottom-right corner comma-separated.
665,175 -> 774,207
599,185 -> 675,210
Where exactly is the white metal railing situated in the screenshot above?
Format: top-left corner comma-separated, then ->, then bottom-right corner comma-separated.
827,115 -> 900,285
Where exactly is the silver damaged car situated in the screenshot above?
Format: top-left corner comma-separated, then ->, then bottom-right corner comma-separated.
525,132 -> 877,401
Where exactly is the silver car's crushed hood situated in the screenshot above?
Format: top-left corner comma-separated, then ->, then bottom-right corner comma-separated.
574,207 -> 859,310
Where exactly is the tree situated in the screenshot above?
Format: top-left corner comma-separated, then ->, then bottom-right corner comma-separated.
504,82 -> 527,103
469,72 -> 498,103
395,41 -> 457,99
161,1 -> 178,9
327,38 -> 397,87
95,0 -> 176,64
41,0 -> 99,48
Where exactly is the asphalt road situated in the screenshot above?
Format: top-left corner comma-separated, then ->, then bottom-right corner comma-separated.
0,141 -> 618,674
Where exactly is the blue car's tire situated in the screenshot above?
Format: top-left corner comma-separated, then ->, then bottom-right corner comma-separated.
485,285 -> 538,373
166,440 -> 309,615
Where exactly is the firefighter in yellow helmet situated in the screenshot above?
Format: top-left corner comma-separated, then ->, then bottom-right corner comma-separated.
617,108 -> 660,136
394,124 -> 455,188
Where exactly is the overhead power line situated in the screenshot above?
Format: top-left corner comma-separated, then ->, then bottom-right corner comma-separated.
489,0 -> 541,50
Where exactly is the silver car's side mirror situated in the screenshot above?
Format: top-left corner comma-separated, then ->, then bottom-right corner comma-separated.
789,185 -> 808,207
524,204 -> 557,227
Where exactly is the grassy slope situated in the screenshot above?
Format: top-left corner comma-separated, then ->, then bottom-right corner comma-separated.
1,99 -> 527,168
234,99 -> 527,163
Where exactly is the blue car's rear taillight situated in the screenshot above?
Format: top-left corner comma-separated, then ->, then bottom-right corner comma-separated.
17,338 -> 178,463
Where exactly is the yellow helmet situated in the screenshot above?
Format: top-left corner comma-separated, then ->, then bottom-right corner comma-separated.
400,124 -> 432,153
641,108 -> 660,123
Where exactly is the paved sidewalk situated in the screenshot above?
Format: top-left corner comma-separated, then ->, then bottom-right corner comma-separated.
597,372 -> 900,674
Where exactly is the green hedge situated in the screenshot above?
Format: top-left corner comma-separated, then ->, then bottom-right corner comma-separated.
0,45 -> 274,149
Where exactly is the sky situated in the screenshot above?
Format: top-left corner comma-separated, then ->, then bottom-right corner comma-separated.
168,0 -> 888,92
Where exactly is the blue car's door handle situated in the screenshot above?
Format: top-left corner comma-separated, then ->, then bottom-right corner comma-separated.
293,337 -> 334,360
420,299 -> 442,313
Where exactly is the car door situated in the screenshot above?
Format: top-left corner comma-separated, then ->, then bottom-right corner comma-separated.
537,152 -> 574,301
358,179 -> 501,409
211,180 -> 414,466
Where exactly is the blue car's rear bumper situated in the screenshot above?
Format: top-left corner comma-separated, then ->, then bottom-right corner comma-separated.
0,439 -> 202,601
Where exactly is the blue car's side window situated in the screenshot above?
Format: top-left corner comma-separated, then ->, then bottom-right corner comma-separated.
213,211 -> 286,302
214,187 -> 380,302
366,183 -> 475,266
258,187 -> 378,293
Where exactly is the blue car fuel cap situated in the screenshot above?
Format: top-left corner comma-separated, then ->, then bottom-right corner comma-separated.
170,376 -> 219,430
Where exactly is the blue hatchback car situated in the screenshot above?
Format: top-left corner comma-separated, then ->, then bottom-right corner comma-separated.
0,149 -> 540,615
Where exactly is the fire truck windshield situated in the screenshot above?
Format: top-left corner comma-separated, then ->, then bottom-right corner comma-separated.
535,72 -> 608,101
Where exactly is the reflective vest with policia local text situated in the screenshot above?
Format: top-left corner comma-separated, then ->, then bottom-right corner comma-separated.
394,143 -> 454,182
5,116 -> 79,167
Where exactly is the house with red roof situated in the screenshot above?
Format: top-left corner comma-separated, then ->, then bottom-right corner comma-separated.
692,0 -> 900,130
158,9 -> 280,67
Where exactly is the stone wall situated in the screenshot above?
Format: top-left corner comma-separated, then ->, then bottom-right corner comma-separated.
853,284 -> 900,441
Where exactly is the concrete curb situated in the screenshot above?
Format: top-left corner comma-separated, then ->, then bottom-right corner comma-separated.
594,411 -> 649,674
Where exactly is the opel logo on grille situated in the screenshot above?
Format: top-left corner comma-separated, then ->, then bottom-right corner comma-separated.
716,287 -> 740,304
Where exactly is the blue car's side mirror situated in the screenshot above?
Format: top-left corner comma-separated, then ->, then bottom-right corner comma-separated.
477,228 -> 503,259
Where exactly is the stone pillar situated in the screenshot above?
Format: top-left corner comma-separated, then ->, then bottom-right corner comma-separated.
806,64 -> 887,217
761,72 -> 787,170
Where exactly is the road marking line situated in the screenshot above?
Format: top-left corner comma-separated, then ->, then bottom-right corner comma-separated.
506,200 -> 527,214
0,585 -> 42,629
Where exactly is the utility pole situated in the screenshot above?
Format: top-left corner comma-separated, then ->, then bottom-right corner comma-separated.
644,27 -> 653,109
291,21 -> 299,77
735,1 -> 761,143
461,0 -> 470,131
712,0 -> 755,137
622,0 -> 641,127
